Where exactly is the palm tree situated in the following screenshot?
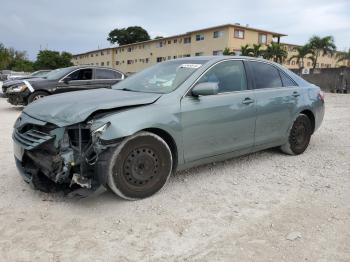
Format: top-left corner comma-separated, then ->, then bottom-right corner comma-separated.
263,42 -> 287,64
288,44 -> 313,69
240,44 -> 253,56
308,35 -> 336,69
336,48 -> 350,67
222,48 -> 235,56
251,44 -> 263,57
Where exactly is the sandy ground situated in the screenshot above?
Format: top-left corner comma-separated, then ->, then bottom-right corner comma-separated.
0,94 -> 349,262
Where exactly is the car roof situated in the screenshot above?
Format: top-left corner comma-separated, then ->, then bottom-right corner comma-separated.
65,65 -> 124,72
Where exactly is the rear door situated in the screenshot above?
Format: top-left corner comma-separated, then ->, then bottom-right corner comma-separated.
92,68 -> 124,89
181,59 -> 256,162
247,61 -> 300,147
57,68 -> 93,93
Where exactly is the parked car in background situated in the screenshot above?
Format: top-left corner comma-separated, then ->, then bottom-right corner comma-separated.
2,70 -> 51,97
6,71 -> 30,80
12,57 -> 325,200
0,70 -> 12,81
6,66 -> 125,105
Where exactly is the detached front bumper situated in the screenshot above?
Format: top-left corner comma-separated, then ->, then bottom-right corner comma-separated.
7,91 -> 30,105
12,121 -> 110,197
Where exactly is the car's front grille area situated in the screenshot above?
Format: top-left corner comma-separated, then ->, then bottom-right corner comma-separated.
13,129 -> 54,150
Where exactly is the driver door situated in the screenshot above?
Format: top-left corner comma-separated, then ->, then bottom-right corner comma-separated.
56,68 -> 93,93
181,60 -> 256,162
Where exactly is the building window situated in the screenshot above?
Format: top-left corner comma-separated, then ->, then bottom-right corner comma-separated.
196,34 -> 204,41
234,29 -> 245,39
90,54 -> 93,57
116,61 -> 120,65
174,39 -> 177,43
183,54 -> 191,57
195,52 -> 204,56
145,58 -> 149,63
107,61 -> 110,66
156,57 -> 163,62
167,40 -> 171,44
258,33 -> 267,44
184,37 -> 191,44
95,53 -> 98,56
213,31 -> 224,38
213,50 -> 223,56
156,42 -> 163,48
127,47 -> 132,52
127,60 -> 133,65
173,56 -> 177,59
101,62 -> 104,66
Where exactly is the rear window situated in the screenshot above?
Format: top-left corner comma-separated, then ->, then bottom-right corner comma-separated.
250,61 -> 282,89
279,71 -> 298,87
95,69 -> 122,79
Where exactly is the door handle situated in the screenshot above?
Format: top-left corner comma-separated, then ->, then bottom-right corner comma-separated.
242,97 -> 254,105
292,91 -> 300,97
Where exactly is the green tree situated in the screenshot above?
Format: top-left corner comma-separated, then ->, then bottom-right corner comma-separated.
107,26 -> 150,45
288,44 -> 313,69
336,48 -> 350,67
308,36 -> 336,69
251,44 -> 263,57
263,42 -> 288,64
240,44 -> 253,56
11,59 -> 34,72
223,48 -> 235,56
0,43 -> 11,69
34,50 -> 73,69
0,43 -> 33,71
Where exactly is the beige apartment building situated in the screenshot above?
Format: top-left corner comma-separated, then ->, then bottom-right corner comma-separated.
72,23 -> 344,73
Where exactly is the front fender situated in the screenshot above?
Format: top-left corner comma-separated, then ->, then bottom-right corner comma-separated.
95,102 -> 183,160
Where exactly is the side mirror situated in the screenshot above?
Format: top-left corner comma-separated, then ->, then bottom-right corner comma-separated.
192,82 -> 219,97
63,76 -> 72,84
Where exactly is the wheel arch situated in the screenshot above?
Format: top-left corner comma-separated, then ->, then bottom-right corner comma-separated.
300,109 -> 315,134
141,127 -> 178,171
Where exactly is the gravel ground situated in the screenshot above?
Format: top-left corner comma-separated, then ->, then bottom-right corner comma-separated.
0,94 -> 349,262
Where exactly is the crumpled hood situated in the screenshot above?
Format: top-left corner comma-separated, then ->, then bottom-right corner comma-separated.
23,88 -> 161,127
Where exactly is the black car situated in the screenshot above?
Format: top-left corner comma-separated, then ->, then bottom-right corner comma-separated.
6,66 -> 125,105
2,70 -> 51,97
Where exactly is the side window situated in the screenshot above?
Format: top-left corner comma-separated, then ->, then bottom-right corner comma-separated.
279,71 -> 298,87
95,69 -> 122,79
250,62 -> 282,89
68,69 -> 93,81
197,60 -> 247,93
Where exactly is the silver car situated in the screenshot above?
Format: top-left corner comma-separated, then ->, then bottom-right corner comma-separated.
12,56 -> 325,200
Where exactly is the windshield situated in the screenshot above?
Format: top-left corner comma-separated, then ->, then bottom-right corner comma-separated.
45,67 -> 75,80
112,59 -> 208,94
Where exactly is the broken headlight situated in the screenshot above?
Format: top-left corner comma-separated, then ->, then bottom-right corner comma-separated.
7,84 -> 27,93
91,122 -> 110,136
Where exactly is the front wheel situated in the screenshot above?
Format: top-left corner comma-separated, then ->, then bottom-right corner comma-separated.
107,132 -> 173,200
280,114 -> 312,155
27,91 -> 48,104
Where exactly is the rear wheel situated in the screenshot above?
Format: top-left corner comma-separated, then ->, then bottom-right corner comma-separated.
28,91 -> 48,104
107,132 -> 173,200
281,114 -> 312,155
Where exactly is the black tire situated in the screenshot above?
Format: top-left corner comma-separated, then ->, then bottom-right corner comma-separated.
107,132 -> 173,200
27,91 -> 48,104
280,114 -> 312,155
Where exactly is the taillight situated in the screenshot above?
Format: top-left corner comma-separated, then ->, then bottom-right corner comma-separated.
318,90 -> 325,102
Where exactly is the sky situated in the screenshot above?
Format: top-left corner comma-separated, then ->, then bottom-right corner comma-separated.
1,0 -> 349,60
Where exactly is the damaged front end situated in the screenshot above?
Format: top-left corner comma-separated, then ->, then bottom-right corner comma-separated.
13,115 -> 117,197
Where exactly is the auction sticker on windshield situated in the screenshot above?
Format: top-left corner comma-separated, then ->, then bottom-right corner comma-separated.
179,64 -> 202,69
